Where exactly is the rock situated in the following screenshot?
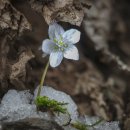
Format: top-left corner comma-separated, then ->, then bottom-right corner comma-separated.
82,0 -> 111,51
0,0 -> 31,36
34,86 -> 79,123
29,0 -> 85,26
0,118 -> 64,130
84,116 -> 120,130
95,122 -> 120,130
64,116 -> 120,130
0,89 -> 51,122
0,86 -> 78,125
0,86 -> 120,130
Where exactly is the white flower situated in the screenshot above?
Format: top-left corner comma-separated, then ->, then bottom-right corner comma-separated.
42,23 -> 81,67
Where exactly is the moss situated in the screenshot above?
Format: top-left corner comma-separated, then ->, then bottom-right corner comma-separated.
71,119 -> 103,130
35,96 -> 68,114
72,122 -> 87,130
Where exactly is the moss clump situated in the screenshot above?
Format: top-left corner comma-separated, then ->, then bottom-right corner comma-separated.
35,96 -> 68,114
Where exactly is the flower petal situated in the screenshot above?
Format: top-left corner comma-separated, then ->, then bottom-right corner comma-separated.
42,39 -> 56,54
49,23 -> 65,40
64,45 -> 79,60
63,29 -> 81,44
50,51 -> 63,67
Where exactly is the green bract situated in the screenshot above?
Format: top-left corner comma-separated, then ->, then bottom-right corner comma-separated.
35,96 -> 68,114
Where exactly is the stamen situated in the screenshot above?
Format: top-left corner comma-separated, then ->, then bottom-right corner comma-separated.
53,38 -> 58,43
53,36 -> 68,52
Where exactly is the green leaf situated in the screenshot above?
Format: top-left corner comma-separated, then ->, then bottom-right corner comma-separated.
71,119 -> 103,130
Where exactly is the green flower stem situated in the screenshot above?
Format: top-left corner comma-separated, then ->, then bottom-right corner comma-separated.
37,60 -> 50,97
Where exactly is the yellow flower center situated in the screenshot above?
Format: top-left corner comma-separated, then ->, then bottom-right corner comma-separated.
53,36 -> 68,52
